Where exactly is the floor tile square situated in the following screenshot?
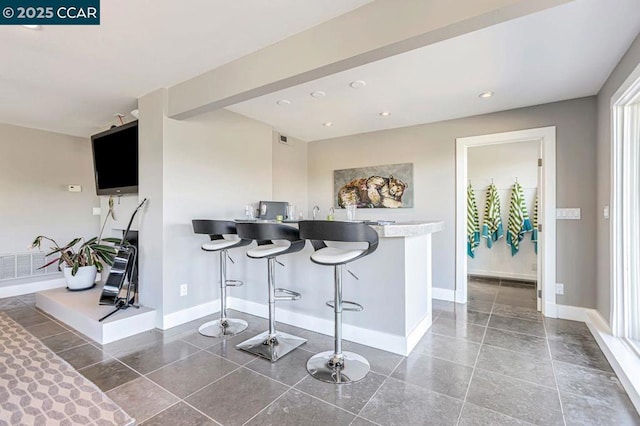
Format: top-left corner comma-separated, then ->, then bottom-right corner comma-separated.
391,352 -> 473,399
412,333 -> 481,367
40,331 -> 86,353
548,339 -> 612,371
294,371 -> 385,414
560,391 -> 640,426
429,317 -> 486,343
476,345 -> 555,387
458,402 -> 531,425
206,332 -> 262,365
488,315 -> 546,337
107,377 -> 179,424
342,341 -> 404,376
553,361 -> 626,403
185,368 -> 288,426
5,306 -> 50,327
545,317 -> 597,345
245,347 -> 311,385
466,369 -> 563,425
140,402 -> 217,426
359,377 -> 462,426
438,308 -> 492,326
246,389 -> 354,425
57,343 -> 109,369
147,351 -> 238,398
79,359 -> 141,392
117,339 -> 200,374
25,321 -> 67,339
491,303 -> 543,322
483,328 -> 549,358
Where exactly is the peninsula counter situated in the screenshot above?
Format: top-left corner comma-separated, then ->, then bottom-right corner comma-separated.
227,220 -> 444,356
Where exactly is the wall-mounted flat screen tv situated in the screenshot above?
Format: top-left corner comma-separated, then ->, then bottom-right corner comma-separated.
91,121 -> 138,196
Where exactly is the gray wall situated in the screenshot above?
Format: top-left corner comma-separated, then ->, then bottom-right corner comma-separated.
596,33 -> 640,322
272,133 -> 308,215
308,96 -> 597,308
0,123 -> 99,282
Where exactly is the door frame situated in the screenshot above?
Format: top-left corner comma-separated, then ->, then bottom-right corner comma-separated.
455,126 -> 557,317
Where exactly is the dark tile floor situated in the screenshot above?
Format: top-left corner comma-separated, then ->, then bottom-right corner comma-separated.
2,282 -> 640,425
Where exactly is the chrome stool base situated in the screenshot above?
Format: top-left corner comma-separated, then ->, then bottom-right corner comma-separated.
198,318 -> 248,338
236,331 -> 306,362
307,350 -> 370,384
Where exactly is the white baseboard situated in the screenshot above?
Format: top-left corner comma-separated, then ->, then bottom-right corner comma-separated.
406,314 -> 433,354
555,304 -> 597,322
0,277 -> 66,299
468,270 -> 536,282
432,287 -> 455,302
585,310 -> 640,413
160,299 -> 220,330
227,297 -> 422,356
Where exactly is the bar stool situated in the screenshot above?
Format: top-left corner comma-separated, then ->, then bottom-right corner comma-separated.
192,220 -> 252,337
235,222 -> 307,362
298,220 -> 379,383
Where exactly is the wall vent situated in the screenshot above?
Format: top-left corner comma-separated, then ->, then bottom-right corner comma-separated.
0,251 -> 58,281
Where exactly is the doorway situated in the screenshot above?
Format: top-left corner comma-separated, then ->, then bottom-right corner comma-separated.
455,127 -> 557,317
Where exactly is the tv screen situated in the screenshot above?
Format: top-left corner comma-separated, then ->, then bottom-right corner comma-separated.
91,121 -> 138,195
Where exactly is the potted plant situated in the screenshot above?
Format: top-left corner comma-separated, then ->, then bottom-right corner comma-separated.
30,236 -> 120,290
30,196 -> 119,290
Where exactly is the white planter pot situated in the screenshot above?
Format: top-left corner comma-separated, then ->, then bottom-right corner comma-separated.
63,265 -> 97,290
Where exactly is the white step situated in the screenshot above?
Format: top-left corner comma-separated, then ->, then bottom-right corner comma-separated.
36,285 -> 156,344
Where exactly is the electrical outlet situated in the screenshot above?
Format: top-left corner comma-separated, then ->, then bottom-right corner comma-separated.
180,284 -> 188,296
531,263 -> 537,271
556,283 -> 564,295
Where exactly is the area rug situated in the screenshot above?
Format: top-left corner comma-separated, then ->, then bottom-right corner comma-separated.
0,312 -> 134,426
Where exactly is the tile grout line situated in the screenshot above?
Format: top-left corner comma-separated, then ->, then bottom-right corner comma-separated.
543,317 -> 568,426
352,336 -> 410,424
454,276 -> 501,425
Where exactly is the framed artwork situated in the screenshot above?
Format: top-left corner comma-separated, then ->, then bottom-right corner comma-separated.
333,163 -> 414,208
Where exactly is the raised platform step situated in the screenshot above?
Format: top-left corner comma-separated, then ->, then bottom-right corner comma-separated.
36,285 -> 157,344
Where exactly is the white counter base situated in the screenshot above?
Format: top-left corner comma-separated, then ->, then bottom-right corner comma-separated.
227,297 -> 431,356
36,285 -> 156,344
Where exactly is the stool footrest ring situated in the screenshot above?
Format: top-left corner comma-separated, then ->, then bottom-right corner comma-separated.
225,279 -> 243,287
325,300 -> 363,311
274,288 -> 301,301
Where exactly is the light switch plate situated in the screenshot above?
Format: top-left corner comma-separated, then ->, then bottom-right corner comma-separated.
92,207 -> 101,216
604,205 -> 610,220
68,185 -> 82,192
556,208 -> 581,220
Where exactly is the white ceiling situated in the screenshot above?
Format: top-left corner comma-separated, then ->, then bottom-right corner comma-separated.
0,0 -> 371,137
228,0 -> 640,142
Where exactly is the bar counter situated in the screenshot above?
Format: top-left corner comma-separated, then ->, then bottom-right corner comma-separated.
226,220 -> 444,356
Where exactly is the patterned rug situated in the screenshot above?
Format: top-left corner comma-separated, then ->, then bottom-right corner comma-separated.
0,312 -> 134,426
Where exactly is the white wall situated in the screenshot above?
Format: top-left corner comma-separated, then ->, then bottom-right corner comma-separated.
0,123 -> 99,285
272,132 -> 308,218
308,97 -> 597,309
467,141 -> 539,281
161,109 -> 274,316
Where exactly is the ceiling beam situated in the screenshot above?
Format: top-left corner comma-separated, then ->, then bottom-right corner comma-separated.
167,0 -> 572,120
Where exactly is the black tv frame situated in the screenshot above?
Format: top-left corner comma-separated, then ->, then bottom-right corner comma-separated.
91,120 -> 138,196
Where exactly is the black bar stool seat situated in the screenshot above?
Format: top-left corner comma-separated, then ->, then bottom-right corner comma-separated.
235,222 -> 307,362
192,220 -> 252,338
299,220 -> 378,384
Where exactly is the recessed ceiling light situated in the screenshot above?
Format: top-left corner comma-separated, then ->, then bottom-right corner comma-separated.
350,80 -> 366,89
22,25 -> 41,30
310,91 -> 326,98
478,91 -> 494,99
276,99 -> 291,106
379,111 -> 391,117
322,121 -> 334,127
